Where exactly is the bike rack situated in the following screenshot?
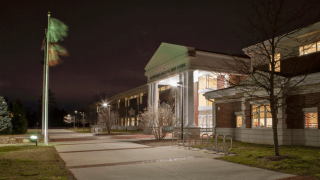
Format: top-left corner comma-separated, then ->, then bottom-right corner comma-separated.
223,135 -> 233,156
201,133 -> 209,149
215,134 -> 224,152
208,134 -> 215,150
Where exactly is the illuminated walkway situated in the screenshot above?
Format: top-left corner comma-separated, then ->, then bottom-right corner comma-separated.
50,129 -> 295,180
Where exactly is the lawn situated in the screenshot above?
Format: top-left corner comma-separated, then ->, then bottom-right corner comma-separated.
196,140 -> 320,179
0,145 -> 76,180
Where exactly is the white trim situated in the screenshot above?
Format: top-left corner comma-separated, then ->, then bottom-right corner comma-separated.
302,107 -> 318,112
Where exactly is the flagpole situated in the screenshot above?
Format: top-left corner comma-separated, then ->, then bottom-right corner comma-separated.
42,29 -> 47,135
44,12 -> 51,145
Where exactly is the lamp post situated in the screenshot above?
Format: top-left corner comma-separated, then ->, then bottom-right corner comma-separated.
74,110 -> 77,128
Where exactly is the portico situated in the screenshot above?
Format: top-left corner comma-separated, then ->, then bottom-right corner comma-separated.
144,42 -> 247,135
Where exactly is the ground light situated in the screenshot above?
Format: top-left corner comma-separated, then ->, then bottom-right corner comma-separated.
30,132 -> 38,146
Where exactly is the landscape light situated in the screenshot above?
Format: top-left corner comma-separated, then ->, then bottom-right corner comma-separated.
30,133 -> 38,146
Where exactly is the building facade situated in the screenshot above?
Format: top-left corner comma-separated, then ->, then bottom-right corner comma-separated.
204,22 -> 320,147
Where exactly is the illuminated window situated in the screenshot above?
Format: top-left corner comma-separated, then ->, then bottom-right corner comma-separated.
199,76 -> 206,90
299,41 -> 320,56
208,75 -> 217,88
121,118 -> 124,125
199,93 -> 206,106
303,107 -> 318,129
305,112 -> 318,129
160,86 -> 165,91
252,104 -> 272,128
118,100 -> 120,108
236,116 -> 242,127
269,53 -> 280,72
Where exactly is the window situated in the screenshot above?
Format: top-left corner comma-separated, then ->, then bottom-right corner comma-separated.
299,41 -> 320,56
236,115 -> 242,127
121,118 -> 124,126
252,104 -> 272,128
198,74 -> 217,90
305,113 -> 318,129
118,100 -> 120,108
303,107 -> 318,129
199,93 -> 206,106
131,117 -> 135,126
269,53 -> 280,72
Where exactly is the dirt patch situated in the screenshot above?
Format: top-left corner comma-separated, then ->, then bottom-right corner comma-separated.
134,139 -> 175,147
260,155 -> 291,161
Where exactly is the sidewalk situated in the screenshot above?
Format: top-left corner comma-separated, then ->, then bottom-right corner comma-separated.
51,129 -> 296,180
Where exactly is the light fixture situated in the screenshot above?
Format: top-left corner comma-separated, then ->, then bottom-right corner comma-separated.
103,103 -> 107,107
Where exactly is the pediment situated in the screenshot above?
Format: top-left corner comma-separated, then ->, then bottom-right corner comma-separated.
145,42 -> 194,71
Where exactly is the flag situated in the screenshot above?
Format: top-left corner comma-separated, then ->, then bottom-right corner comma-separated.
41,38 -> 46,51
47,18 -> 68,43
48,43 -> 68,66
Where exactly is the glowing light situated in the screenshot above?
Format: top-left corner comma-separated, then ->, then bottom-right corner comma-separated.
30,135 -> 38,140
103,103 -> 107,107
169,81 -> 177,87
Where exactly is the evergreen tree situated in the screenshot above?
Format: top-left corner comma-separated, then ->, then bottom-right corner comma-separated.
11,99 -> 28,134
0,96 -> 12,133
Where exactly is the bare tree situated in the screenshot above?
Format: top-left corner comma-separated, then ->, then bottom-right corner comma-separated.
139,103 -> 174,140
97,108 -> 119,134
217,0 -> 320,156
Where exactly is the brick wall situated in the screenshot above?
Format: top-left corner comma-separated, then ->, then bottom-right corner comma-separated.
217,75 -> 225,89
245,101 -> 251,128
216,101 -> 241,128
286,92 -> 320,129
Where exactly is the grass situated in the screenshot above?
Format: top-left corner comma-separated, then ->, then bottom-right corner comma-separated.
67,127 -> 142,134
0,145 -> 75,180
195,139 -> 320,179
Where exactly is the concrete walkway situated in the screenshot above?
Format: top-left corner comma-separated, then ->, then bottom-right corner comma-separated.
51,129 -> 295,180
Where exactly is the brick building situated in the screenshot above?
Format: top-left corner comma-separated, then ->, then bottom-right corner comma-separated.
204,22 -> 320,147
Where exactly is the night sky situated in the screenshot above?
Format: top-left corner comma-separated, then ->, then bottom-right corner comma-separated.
0,0 -> 318,111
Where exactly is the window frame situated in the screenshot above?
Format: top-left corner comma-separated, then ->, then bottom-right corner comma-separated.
302,107 -> 318,129
251,104 -> 272,128
299,41 -> 320,56
235,112 -> 243,128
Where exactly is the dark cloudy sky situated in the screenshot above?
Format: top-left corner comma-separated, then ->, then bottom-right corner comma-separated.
0,0 -> 318,111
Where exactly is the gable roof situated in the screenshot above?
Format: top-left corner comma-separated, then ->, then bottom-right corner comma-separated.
144,42 -> 194,72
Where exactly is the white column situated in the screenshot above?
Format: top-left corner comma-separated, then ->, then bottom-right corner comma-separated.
241,97 -> 246,128
213,102 -> 216,134
147,84 -> 152,110
174,86 -> 180,127
153,81 -> 158,112
186,70 -> 197,127
183,71 -> 188,127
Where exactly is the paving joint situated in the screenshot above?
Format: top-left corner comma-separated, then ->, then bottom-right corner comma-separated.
68,156 -> 205,169
58,146 -> 153,153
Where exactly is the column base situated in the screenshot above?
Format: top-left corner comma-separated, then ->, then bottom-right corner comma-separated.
184,126 -> 201,138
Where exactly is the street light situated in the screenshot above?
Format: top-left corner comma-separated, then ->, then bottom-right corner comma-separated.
74,110 -> 77,128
